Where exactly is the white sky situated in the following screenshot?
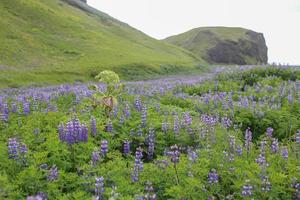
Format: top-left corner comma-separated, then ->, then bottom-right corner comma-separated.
88,0 -> 300,65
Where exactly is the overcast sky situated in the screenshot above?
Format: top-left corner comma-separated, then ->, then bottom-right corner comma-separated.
88,0 -> 300,65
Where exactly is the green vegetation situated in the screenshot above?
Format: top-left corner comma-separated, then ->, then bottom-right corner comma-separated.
0,67 -> 299,199
165,27 -> 247,58
0,0 -> 204,88
164,26 -> 268,65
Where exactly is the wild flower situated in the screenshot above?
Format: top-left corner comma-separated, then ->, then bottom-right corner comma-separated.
48,165 -> 58,181
221,117 -> 232,129
162,121 -> 168,133
183,112 -> 192,126
95,177 -> 105,200
281,147 -> 288,159
261,175 -> 271,192
134,97 -> 142,111
173,115 -> 180,135
58,118 -> 88,145
266,127 -> 274,138
245,128 -> 252,155
100,140 -> 108,157
124,102 -> 131,118
92,150 -> 100,166
187,148 -> 198,163
23,101 -> 30,116
296,130 -> 300,145
131,148 -> 143,183
141,106 -> 147,128
90,117 -> 98,136
26,195 -> 43,200
208,169 -> 219,184
270,138 -> 279,153
105,120 -> 113,133
8,138 -> 19,159
242,180 -> 253,197
146,129 -> 155,160
123,140 -> 130,155
144,181 -> 157,200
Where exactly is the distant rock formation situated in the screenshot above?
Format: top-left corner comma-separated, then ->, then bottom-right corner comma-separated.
79,0 -> 86,3
164,27 -> 268,65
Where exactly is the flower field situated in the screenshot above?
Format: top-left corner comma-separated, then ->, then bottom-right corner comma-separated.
0,66 -> 299,199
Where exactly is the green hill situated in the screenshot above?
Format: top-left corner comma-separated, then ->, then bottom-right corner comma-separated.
164,27 -> 268,65
0,0 -> 203,88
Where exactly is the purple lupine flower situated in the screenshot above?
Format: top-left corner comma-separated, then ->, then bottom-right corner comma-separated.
154,159 -> 169,170
95,177 -> 105,200
124,102 -> 131,118
137,126 -> 143,137
296,130 -> 300,145
58,123 -> 66,141
130,129 -> 135,137
134,97 -> 142,111
168,145 -> 180,164
287,92 -> 293,104
155,103 -> 160,113
40,163 -> 48,170
79,124 -> 88,142
119,115 -> 125,125
48,165 -> 58,181
229,136 -> 236,151
222,117 -> 232,129
271,138 -> 279,153
281,147 -> 288,159
291,178 -> 300,193
26,195 -> 43,200
144,181 -> 157,200
183,112 -> 192,126
146,129 -> 155,160
100,140 -> 108,157
11,102 -> 17,113
123,141 -> 130,155
173,115 -> 180,135
187,148 -> 198,163
242,180 -> 253,197
256,140 -> 267,167
141,106 -> 147,128
92,150 -> 100,166
201,114 -> 218,127
23,101 -> 30,116
113,106 -> 118,118
58,118 -> 89,145
256,154 -> 266,166
236,145 -> 243,156
8,138 -> 19,159
20,143 -> 28,155
245,128 -> 252,155
131,147 -> 143,182
161,121 -> 168,133
105,120 -> 113,133
65,121 -> 75,145
208,169 -> 219,184
33,128 -> 40,135
90,117 -> 98,136
266,127 -> 274,138
261,175 -> 271,192
1,102 -> 9,121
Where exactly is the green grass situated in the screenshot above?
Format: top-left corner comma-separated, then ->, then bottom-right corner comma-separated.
164,26 -> 254,61
0,0 -> 205,88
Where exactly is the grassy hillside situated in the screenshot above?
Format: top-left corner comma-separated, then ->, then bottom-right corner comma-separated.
0,0 -> 203,88
164,27 -> 268,65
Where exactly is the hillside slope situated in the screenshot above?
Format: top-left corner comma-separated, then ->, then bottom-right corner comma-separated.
0,0 -> 202,87
164,27 -> 268,65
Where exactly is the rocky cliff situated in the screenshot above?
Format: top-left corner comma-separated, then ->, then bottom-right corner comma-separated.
164,27 -> 268,65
